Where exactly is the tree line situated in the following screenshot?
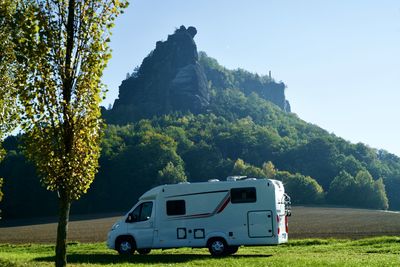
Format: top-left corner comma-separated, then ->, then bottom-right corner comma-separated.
2,52 -> 400,224
1,95 -> 396,219
2,48 -> 399,224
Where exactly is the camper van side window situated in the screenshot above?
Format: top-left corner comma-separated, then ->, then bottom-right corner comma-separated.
166,200 -> 186,216
230,187 -> 257,203
139,202 -> 153,221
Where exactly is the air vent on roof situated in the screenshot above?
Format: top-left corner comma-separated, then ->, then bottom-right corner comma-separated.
226,176 -> 247,181
208,179 -> 220,182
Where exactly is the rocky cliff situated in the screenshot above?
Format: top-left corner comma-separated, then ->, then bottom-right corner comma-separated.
105,26 -> 210,124
104,26 -> 290,124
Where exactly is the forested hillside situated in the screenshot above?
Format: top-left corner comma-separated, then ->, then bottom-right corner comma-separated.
1,27 -> 400,219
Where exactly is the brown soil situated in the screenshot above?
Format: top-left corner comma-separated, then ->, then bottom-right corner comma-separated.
0,206 -> 399,244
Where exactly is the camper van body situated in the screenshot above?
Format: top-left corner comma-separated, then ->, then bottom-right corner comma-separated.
107,178 -> 290,256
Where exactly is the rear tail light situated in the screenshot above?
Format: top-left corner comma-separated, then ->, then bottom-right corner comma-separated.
285,216 -> 289,233
277,215 -> 280,235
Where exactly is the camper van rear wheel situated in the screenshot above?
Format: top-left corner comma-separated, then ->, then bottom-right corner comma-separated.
208,238 -> 228,257
116,236 -> 135,255
137,248 -> 151,255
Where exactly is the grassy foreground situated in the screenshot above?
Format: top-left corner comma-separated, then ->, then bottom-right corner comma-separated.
0,237 -> 399,267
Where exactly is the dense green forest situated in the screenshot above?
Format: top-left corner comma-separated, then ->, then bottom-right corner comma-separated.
1,51 -> 400,219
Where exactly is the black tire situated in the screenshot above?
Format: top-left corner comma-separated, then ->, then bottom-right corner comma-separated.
116,236 -> 135,255
208,238 -> 228,257
226,246 -> 239,255
137,248 -> 151,255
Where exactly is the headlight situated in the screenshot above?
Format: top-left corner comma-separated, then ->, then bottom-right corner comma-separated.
111,223 -> 120,231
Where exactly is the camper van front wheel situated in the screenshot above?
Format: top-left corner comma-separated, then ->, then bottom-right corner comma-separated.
208,238 -> 228,257
116,236 -> 135,255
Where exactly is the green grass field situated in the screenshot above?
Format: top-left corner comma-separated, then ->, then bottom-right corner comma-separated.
1,237 -> 400,267
1,207 -> 400,266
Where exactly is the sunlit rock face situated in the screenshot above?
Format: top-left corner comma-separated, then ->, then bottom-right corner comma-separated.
104,25 -> 291,124
106,25 -> 210,124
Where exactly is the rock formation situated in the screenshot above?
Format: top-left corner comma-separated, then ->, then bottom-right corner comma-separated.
105,26 -> 210,124
104,26 -> 291,124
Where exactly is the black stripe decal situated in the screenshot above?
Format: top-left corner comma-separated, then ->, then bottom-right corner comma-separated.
166,190 -> 229,198
169,192 -> 231,220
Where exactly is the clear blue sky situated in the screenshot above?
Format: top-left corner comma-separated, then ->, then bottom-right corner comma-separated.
102,0 -> 400,156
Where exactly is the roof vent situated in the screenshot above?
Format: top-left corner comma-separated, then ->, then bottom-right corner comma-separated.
226,176 -> 247,181
246,178 -> 257,181
208,179 -> 220,182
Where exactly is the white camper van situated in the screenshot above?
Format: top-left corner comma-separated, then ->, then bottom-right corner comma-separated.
107,177 -> 291,256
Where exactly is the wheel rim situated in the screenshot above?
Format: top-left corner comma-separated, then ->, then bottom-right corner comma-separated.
120,241 -> 132,252
211,240 -> 225,254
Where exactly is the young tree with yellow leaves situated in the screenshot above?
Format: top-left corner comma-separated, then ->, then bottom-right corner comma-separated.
1,1 -> 128,266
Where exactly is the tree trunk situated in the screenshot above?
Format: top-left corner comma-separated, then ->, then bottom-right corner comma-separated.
56,1 -> 75,265
55,191 -> 71,267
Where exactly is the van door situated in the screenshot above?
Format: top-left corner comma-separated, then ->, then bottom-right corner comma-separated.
247,210 -> 273,238
126,201 -> 154,248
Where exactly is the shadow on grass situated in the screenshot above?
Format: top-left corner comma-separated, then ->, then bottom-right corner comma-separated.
35,253 -> 272,264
